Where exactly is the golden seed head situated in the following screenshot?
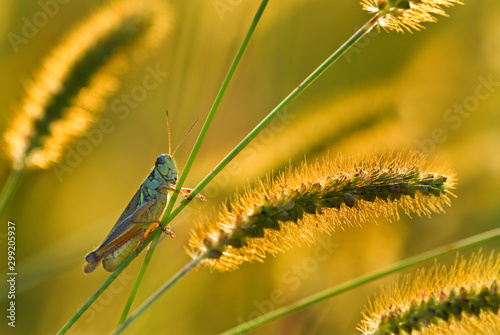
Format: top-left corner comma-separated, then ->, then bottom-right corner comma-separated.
361,0 -> 463,33
359,252 -> 500,334
187,151 -> 456,272
3,0 -> 171,169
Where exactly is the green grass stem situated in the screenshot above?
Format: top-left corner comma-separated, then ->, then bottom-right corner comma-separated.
113,13 -> 381,333
112,257 -> 203,334
168,12 -> 380,225
60,10 -> 377,334
0,167 -> 25,219
117,0 -> 270,325
218,227 -> 500,335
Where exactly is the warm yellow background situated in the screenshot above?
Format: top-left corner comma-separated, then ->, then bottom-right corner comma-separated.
1,1 -> 499,334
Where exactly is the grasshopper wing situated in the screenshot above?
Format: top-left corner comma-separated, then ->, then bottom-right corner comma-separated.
98,187 -> 144,249
87,186 -> 145,257
84,187 -> 145,274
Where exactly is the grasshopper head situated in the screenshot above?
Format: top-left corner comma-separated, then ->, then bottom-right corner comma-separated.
156,154 -> 178,184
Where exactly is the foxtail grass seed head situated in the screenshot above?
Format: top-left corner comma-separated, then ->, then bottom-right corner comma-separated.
3,0 -> 171,169
361,0 -> 463,33
188,151 -> 456,272
359,252 -> 500,335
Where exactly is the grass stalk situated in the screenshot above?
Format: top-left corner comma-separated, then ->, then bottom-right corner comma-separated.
218,227 -> 500,335
61,10 -> 378,334
112,257 -> 203,334
169,13 -> 380,224
116,247 -> 154,325
57,256 -> 129,334
0,167 -> 24,219
113,13 -> 382,332
117,0 -> 270,325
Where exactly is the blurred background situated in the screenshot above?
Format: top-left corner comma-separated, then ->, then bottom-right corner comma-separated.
1,0 -> 499,334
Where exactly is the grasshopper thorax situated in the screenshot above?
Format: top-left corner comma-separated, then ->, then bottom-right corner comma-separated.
155,154 -> 178,184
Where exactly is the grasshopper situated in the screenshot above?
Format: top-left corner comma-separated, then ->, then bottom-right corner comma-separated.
84,115 -> 204,274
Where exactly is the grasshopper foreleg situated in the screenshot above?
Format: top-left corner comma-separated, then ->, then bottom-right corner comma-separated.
161,224 -> 175,238
159,184 -> 207,201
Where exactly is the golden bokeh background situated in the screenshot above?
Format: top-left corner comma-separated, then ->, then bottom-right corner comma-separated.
0,0 -> 499,334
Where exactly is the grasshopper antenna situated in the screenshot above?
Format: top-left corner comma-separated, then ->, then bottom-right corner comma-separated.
172,117 -> 200,156
166,110 -> 172,155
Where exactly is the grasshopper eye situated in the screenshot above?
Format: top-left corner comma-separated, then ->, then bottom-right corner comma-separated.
156,154 -> 167,166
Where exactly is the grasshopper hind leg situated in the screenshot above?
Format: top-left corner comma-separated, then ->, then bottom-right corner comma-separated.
102,233 -> 143,272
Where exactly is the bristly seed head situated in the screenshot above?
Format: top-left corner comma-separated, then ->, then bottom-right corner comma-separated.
361,0 -> 463,33
187,151 -> 456,272
3,0 -> 171,169
359,252 -> 500,334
